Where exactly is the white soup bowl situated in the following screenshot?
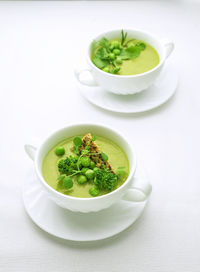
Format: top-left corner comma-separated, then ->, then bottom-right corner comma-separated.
25,123 -> 152,213
74,29 -> 174,95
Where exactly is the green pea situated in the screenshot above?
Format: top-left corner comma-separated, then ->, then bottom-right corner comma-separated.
116,57 -> 122,65
77,175 -> 87,184
89,186 -> 99,197
109,53 -> 115,60
111,41 -> 120,49
62,176 -> 73,189
81,167 -> 89,175
85,169 -> 94,179
103,67 -> 110,73
90,161 -> 96,169
113,49 -> 120,56
81,157 -> 91,167
109,44 -> 114,51
55,146 -> 65,156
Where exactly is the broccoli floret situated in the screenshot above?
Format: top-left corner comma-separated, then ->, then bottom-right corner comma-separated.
94,168 -> 118,191
58,159 -> 68,174
58,155 -> 78,175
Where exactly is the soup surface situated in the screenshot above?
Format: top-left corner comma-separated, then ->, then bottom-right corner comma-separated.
117,40 -> 159,75
42,135 -> 129,198
91,30 -> 160,75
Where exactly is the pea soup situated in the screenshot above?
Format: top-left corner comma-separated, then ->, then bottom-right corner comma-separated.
42,133 -> 129,198
91,30 -> 159,75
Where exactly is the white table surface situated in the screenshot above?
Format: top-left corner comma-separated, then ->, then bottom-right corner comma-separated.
1,1 -> 200,271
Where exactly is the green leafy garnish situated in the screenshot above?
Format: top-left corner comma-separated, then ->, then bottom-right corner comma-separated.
91,135 -> 96,141
91,29 -> 147,74
73,136 -> 82,155
116,166 -> 127,180
73,137 -> 82,147
98,37 -> 110,52
101,152 -> 108,161
73,146 -> 79,155
120,46 -> 141,60
57,174 -> 66,181
95,47 -> 110,59
93,57 -> 108,69
136,42 -> 146,51
116,169 -> 126,179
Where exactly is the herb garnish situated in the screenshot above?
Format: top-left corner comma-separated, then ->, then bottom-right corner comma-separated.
92,30 -> 146,74
121,30 -> 128,46
56,134 -> 127,197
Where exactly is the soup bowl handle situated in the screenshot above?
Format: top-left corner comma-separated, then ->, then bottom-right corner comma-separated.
123,176 -> 152,202
74,65 -> 98,87
162,39 -> 174,59
24,138 -> 40,161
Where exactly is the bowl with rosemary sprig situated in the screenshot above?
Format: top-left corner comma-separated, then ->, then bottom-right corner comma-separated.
25,123 -> 152,213
74,29 -> 174,95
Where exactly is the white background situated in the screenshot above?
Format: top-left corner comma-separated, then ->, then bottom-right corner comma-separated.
1,1 -> 200,271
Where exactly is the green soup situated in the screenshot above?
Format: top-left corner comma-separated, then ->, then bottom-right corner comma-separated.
91,35 -> 160,75
117,41 -> 159,75
42,136 -> 129,198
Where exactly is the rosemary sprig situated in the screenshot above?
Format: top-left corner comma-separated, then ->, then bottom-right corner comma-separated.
121,30 -> 128,46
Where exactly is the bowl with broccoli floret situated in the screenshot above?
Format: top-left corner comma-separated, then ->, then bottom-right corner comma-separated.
24,123 -> 151,213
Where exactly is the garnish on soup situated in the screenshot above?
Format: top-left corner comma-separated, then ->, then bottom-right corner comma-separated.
42,133 -> 129,198
91,30 -> 159,75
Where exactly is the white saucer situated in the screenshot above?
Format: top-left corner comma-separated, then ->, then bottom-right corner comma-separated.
23,160 -> 150,242
78,62 -> 178,113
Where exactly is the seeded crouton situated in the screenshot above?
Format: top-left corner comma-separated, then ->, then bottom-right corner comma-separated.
79,133 -> 115,174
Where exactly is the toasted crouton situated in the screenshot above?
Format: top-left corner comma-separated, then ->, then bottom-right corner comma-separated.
79,133 -> 115,174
